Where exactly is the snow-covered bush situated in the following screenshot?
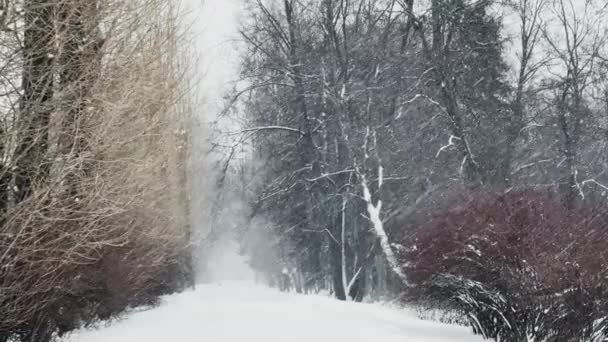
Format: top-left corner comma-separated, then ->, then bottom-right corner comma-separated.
402,191 -> 608,341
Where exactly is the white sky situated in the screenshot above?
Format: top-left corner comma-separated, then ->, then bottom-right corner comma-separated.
183,0 -> 242,120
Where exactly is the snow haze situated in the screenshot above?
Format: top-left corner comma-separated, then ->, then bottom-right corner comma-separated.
181,0 -> 249,282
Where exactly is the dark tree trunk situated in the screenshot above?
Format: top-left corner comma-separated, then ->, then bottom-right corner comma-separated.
15,0 -> 55,203
57,1 -> 103,198
0,127 -> 9,223
329,237 -> 347,300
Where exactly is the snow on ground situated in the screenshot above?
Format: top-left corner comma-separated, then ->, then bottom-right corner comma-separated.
66,282 -> 484,342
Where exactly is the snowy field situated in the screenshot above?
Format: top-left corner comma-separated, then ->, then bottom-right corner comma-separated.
65,282 -> 483,342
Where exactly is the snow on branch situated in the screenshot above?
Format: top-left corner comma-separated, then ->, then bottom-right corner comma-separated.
581,178 -> 608,192
361,167 -> 411,287
306,169 -> 355,182
577,177 -> 608,200
233,126 -> 306,136
435,135 -> 461,158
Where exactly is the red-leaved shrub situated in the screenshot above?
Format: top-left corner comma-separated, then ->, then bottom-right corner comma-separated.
402,191 -> 608,341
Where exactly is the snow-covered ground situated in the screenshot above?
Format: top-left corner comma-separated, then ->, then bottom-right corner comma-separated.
66,282 -> 483,342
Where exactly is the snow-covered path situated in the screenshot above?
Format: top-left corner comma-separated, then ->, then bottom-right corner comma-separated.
66,282 -> 483,342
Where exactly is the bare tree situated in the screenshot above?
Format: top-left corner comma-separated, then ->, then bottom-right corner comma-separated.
541,0 -> 607,206
0,1 -> 193,340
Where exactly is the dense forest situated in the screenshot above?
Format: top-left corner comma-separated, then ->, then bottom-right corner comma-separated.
207,0 -> 608,340
0,1 -> 193,341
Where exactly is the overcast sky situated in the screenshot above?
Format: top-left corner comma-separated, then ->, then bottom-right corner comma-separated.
183,0 -> 241,120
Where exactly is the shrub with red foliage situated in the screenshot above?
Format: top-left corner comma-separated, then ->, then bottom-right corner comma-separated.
402,191 -> 608,341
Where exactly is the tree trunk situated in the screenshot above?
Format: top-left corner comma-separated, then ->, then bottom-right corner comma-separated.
329,216 -> 347,300
15,0 -> 55,203
57,1 -> 103,197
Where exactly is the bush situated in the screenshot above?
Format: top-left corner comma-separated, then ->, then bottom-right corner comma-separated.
402,191 -> 608,341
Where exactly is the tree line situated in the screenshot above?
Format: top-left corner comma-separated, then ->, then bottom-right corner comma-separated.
223,0 -> 608,338
0,1 -> 193,341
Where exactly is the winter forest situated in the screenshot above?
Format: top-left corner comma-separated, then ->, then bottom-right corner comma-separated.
2,0 -> 608,341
